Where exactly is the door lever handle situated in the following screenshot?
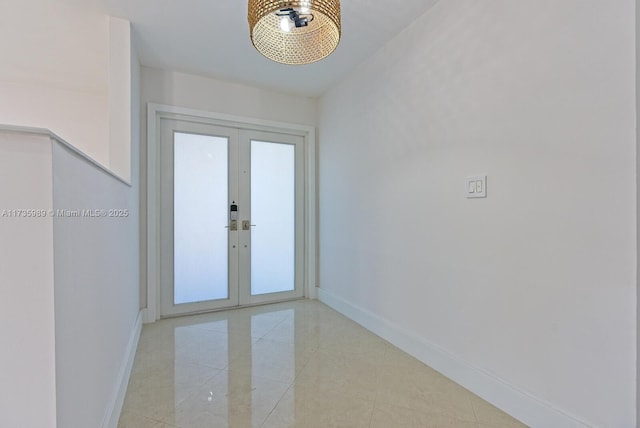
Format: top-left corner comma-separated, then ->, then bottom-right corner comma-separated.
242,220 -> 256,230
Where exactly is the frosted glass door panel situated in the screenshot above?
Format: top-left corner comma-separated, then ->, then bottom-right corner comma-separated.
160,121 -> 303,315
174,132 -> 228,304
250,141 -> 295,295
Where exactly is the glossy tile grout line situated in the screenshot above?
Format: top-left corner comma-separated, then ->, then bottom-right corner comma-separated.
118,300 -> 526,428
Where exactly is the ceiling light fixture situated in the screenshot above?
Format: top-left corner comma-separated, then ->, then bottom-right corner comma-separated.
248,0 -> 341,65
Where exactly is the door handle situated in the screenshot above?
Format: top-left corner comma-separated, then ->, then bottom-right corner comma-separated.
242,220 -> 256,230
225,220 -> 238,231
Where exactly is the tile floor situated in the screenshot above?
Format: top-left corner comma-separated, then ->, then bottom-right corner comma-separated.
119,300 -> 526,428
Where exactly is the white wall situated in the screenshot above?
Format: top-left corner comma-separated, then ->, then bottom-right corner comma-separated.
132,34 -> 143,321
0,3 -> 133,179
0,81 -> 109,162
636,0 -> 640,422
0,5 -> 140,426
52,136 -> 139,427
139,67 -> 317,308
51,29 -> 140,427
0,132 -> 56,428
318,1 -> 636,427
636,0 -> 640,424
108,17 -> 133,182
0,2 -> 109,162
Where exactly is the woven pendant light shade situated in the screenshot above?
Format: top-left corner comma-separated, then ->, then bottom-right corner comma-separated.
248,0 -> 341,65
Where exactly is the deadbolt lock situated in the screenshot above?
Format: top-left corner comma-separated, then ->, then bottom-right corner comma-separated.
242,220 -> 250,230
229,220 -> 237,231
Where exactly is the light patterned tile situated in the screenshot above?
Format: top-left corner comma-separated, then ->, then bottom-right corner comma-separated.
375,358 -> 477,422
294,348 -> 382,401
121,381 -> 191,422
120,300 -> 525,428
371,403 -> 479,428
227,338 -> 315,383
118,411 -> 181,428
262,383 -> 375,428
162,370 -> 290,428
471,396 -> 527,428
126,361 -> 220,392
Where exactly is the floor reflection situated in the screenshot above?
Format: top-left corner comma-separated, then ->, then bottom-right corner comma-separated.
119,300 -> 525,428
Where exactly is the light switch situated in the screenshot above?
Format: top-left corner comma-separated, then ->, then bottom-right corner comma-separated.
466,175 -> 487,198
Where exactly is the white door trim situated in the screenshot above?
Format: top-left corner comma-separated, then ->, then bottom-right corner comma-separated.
146,103 -> 317,323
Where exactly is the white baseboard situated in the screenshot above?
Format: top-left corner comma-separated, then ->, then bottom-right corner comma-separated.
102,310 -> 143,428
317,288 -> 590,428
142,307 -> 156,324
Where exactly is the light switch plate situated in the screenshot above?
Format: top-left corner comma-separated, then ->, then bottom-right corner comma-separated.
466,175 -> 487,198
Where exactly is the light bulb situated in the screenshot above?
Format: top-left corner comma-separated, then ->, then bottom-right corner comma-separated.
280,17 -> 293,32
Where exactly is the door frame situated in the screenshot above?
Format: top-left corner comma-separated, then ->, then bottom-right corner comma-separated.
145,103 -> 317,322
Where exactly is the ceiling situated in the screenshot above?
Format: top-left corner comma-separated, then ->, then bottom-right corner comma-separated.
89,0 -> 440,97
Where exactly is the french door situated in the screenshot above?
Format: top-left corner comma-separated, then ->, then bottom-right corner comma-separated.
159,119 -> 304,317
